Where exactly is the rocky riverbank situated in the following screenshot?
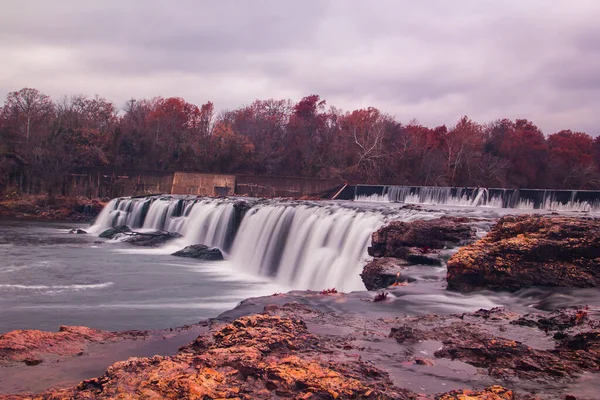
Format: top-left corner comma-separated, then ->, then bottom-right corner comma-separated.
0,194 -> 104,222
447,215 -> 600,292
1,293 -> 598,399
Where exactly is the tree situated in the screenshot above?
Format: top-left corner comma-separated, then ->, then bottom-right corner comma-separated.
548,130 -> 597,188
3,88 -> 54,143
497,119 -> 549,188
443,116 -> 484,186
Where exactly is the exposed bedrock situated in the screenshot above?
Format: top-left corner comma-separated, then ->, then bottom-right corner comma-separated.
447,215 -> 600,292
172,244 -> 224,260
0,326 -> 146,367
5,301 -> 597,399
368,216 -> 476,258
362,217 -> 476,290
98,225 -> 131,239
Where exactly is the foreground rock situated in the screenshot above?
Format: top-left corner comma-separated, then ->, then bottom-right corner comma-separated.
172,244 -> 224,260
5,296 -> 597,399
368,216 -> 476,259
447,215 -> 600,292
122,231 -> 183,247
361,257 -> 408,290
98,225 -> 131,239
0,326 -> 144,367
363,217 -> 475,290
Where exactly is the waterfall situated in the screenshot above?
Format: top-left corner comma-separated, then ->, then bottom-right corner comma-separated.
354,185 -> 600,211
230,204 -> 387,290
90,196 -> 432,291
89,197 -> 235,250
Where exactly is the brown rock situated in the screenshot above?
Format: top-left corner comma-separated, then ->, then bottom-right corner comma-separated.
361,257 -> 408,290
0,326 -> 118,365
435,385 -> 514,400
368,216 -> 475,259
447,215 -> 600,292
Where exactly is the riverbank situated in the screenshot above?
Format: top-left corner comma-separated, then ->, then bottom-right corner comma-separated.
2,202 -> 599,398
0,194 -> 104,222
1,291 -> 598,399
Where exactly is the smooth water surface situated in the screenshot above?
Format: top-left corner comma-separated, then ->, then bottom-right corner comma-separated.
0,218 -> 280,333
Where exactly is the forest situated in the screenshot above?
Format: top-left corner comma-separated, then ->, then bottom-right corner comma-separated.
1,87 -> 599,194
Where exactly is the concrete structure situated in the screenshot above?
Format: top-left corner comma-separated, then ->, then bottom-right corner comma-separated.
171,172 -> 235,196
65,168 -> 174,198
58,168 -> 342,199
235,175 -> 342,198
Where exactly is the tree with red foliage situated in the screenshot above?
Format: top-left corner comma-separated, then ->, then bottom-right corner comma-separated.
498,119 -> 549,188
548,130 -> 597,188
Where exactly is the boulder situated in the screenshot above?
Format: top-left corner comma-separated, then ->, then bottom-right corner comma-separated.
172,244 -> 224,260
68,228 -> 87,234
99,225 -> 131,239
447,215 -> 600,292
360,258 -> 408,290
122,231 -> 182,247
368,216 -> 475,261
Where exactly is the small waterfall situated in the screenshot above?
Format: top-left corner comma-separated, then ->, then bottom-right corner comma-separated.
354,185 -> 600,211
90,196 -> 431,291
89,197 -> 235,250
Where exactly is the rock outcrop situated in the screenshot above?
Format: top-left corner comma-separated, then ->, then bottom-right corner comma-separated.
361,257 -> 407,290
2,299 -> 597,399
447,215 -> 600,292
122,231 -> 182,247
368,216 -> 475,259
362,217 -> 475,290
172,244 -> 224,260
98,225 -> 131,239
0,326 -> 124,366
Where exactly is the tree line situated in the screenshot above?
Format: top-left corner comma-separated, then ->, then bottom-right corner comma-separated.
1,87 -> 599,195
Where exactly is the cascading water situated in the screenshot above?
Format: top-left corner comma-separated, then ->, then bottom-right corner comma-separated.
89,197 -> 235,251
90,196 -> 433,291
354,185 -> 600,211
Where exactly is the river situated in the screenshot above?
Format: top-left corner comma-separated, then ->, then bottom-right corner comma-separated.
1,197 -> 599,335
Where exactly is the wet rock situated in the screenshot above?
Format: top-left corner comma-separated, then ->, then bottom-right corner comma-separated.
361,257 -> 408,290
435,385 -> 514,400
98,225 -> 131,239
0,326 -> 118,365
172,244 -> 224,260
389,307 -> 600,383
68,228 -> 87,234
122,231 -> 182,247
32,313 -> 415,399
447,215 -> 600,292
368,216 -> 475,259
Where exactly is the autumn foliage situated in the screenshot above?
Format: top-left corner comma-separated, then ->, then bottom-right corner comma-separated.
1,88 -> 599,194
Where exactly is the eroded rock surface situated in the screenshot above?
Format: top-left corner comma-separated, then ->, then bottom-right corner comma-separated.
122,231 -> 182,247
172,244 -> 224,260
368,216 -> 475,259
0,326 -> 144,367
98,225 -> 131,239
361,257 -> 408,290
4,300 -> 597,399
447,215 -> 600,292
363,217 -> 475,290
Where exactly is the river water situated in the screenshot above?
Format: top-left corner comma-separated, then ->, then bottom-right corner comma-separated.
1,198 -> 599,334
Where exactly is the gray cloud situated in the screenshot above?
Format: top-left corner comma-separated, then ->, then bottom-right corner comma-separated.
1,0 -> 599,135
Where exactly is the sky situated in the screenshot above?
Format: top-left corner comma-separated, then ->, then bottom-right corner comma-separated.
1,0 -> 599,135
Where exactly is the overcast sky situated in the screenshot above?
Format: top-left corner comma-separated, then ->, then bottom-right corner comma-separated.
1,0 -> 599,135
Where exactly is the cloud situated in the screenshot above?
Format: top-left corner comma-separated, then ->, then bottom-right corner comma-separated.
0,0 -> 599,135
